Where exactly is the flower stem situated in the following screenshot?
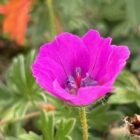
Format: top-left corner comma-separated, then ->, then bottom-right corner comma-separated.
46,0 -> 57,40
79,107 -> 89,140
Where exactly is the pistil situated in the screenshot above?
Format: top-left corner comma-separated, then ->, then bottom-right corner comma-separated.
76,67 -> 82,88
65,67 -> 98,94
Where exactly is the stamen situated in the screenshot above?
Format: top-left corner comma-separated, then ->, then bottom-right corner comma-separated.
81,73 -> 98,87
66,76 -> 77,94
65,68 -> 99,94
76,67 -> 81,76
66,76 -> 77,89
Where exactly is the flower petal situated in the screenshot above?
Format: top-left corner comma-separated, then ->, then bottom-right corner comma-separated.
53,80 -> 76,101
0,6 -> 6,14
0,0 -> 32,45
82,29 -> 130,86
32,41 -> 67,92
69,86 -> 113,106
82,29 -> 112,78
32,32 -> 91,97
82,29 -> 101,72
97,45 -> 130,85
53,80 -> 113,106
55,32 -> 90,76
32,29 -> 130,107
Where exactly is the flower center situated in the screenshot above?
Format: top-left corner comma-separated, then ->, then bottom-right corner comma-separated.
65,67 -> 98,94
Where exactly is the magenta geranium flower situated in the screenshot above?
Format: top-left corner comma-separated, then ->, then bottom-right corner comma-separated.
32,29 -> 130,106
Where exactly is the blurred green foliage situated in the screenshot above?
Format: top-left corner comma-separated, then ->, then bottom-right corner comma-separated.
0,0 -> 140,140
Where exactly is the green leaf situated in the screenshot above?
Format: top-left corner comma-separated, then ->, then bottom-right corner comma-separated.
108,87 -> 139,104
55,119 -> 75,140
63,136 -> 72,140
0,50 -> 46,125
55,0 -> 88,31
39,111 -> 75,140
98,0 -> 125,21
5,50 -> 42,100
0,100 -> 28,120
109,70 -> 140,107
39,111 -> 54,140
126,0 -> 140,27
5,137 -> 18,140
88,105 -> 123,131
131,55 -> 140,72
19,132 -> 42,140
62,119 -> 76,136
5,132 -> 42,140
111,21 -> 131,38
